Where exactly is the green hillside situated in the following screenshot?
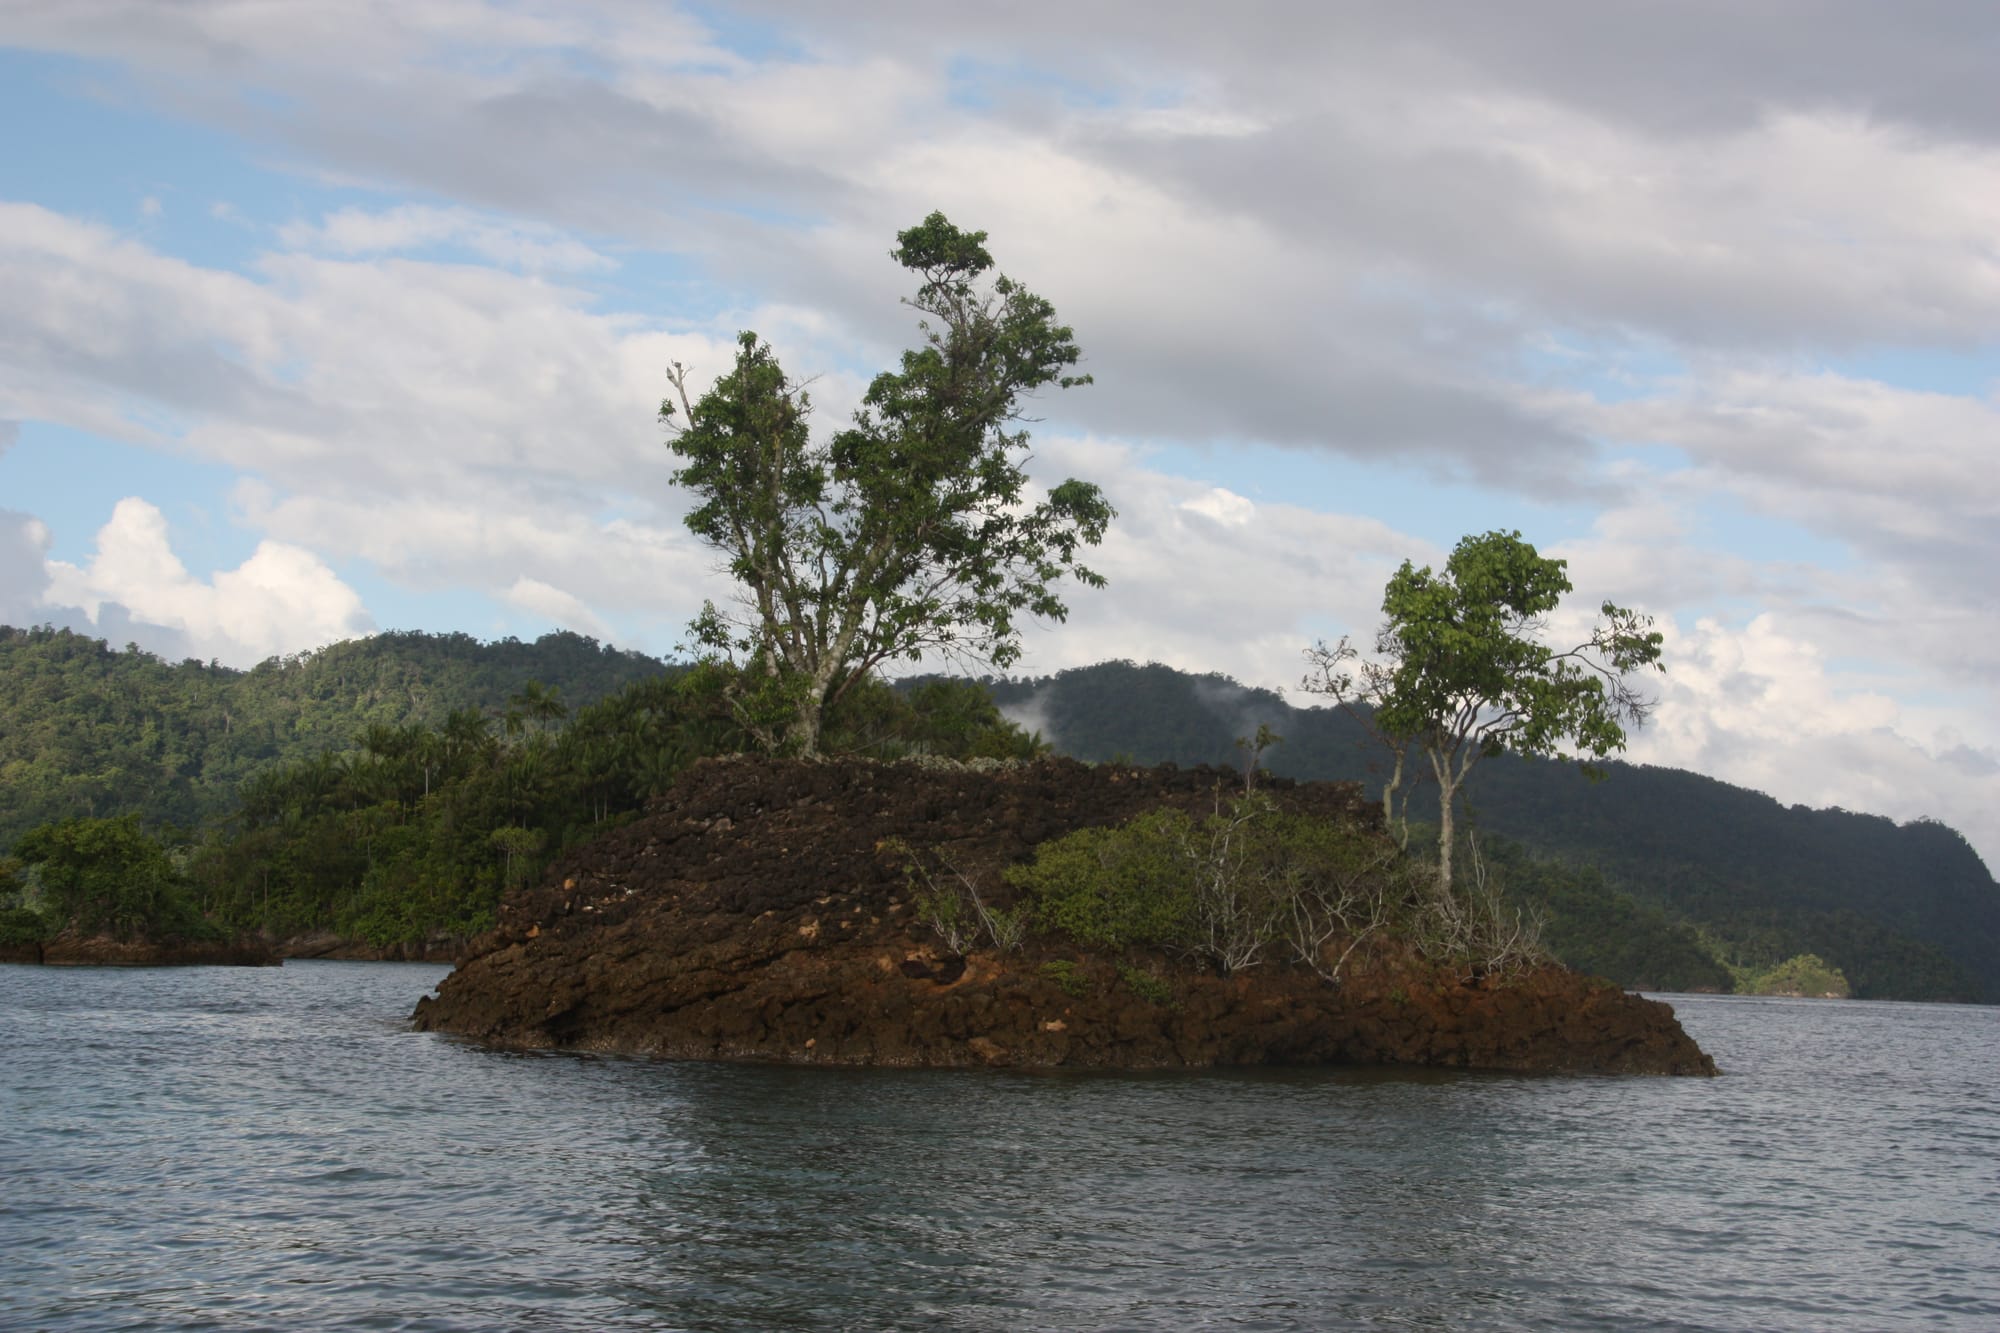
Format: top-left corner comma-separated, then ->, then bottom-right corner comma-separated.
984,661 -> 1998,1002
1,628 -> 1034,951
0,625 -> 670,848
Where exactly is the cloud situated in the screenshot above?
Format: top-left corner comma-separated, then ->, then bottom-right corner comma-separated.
1180,486 -> 1255,528
1625,612 -> 2000,867
502,576 -> 612,641
1004,436 -> 1427,691
6,4 -> 2000,866
0,509 -> 55,623
14,1 -> 1999,496
1597,370 -> 2000,578
0,202 -> 743,609
42,498 -> 374,666
278,205 -> 614,272
1555,368 -> 2000,703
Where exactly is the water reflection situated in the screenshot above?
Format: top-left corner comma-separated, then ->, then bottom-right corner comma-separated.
3,968 -> 1996,1331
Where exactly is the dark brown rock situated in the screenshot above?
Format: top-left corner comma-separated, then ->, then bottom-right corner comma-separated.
278,931 -> 463,962
413,756 -> 1715,1076
38,931 -> 281,967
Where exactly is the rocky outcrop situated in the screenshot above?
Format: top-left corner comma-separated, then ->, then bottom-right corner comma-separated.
278,932 -> 462,962
36,931 -> 280,967
413,756 -> 1715,1076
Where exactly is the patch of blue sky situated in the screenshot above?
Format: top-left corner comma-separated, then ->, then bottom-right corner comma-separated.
678,4 -> 811,67
586,610 -> 681,661
945,56 -> 1123,112
1135,438 -> 1600,555
334,565 -> 497,644
491,601 -> 677,659
587,248 -> 822,357
1599,440 -> 1691,471
1820,344 -> 2000,399
0,421 -> 257,574
1689,491 -> 1855,573
1,50 -> 390,274
1675,593 -> 1782,626
1515,326 -> 1688,406
1293,611 -> 1359,646
328,559 -> 681,657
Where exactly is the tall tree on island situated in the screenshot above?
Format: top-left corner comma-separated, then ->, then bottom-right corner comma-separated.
1304,529 -> 1664,895
662,213 -> 1114,756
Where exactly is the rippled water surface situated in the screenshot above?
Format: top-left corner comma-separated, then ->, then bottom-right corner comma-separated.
3,963 -> 1997,1330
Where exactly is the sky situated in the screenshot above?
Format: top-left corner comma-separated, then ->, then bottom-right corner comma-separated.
2,2 -> 1998,867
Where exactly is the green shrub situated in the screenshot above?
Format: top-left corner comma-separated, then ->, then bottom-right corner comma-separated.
1039,959 -> 1090,997
1007,812 -> 1195,951
0,906 -> 51,948
1117,963 -> 1175,1006
1747,953 -> 1851,998
888,839 -> 1027,955
12,815 -> 211,941
1008,794 -> 1397,977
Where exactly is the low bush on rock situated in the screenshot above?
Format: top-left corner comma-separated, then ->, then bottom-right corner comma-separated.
1001,793 -> 1405,981
1000,793 -> 1550,984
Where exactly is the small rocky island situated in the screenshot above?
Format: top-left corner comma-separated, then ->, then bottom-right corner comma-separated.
414,757 -> 1715,1076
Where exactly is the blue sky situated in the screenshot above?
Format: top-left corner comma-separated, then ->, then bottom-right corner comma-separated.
3,1 -> 1999,864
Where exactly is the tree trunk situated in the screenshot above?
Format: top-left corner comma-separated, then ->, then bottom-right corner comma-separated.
1436,777 -> 1455,897
1380,745 -> 1409,848
789,690 -> 824,759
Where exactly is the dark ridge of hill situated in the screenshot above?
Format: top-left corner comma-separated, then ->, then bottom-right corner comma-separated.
0,624 -> 672,849
979,660 -> 1999,1003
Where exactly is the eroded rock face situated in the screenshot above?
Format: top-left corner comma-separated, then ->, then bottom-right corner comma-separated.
413,757 -> 1715,1076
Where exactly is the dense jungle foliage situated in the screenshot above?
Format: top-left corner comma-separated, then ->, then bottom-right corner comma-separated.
0,626 -> 1036,949
5,628 -> 1995,1002
0,624 -> 670,848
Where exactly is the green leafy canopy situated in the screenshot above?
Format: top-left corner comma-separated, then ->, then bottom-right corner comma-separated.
1373,529 -> 1664,768
1306,529 -> 1664,896
662,213 -> 1114,756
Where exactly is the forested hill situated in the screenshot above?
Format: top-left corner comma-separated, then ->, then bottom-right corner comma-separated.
7,627 -> 1995,1001
984,661 -> 2000,1003
0,625 -> 670,847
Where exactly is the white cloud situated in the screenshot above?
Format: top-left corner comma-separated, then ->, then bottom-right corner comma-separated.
1180,486 -> 1255,528
501,576 -> 611,641
1006,437 -> 1425,692
0,201 -> 740,595
0,509 -> 55,623
1626,613 -> 2000,864
42,498 -> 374,666
278,205 -> 613,272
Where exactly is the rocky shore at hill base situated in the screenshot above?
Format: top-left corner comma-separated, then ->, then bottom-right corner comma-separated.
413,756 -> 1716,1076
278,932 -> 462,963
18,931 -> 281,967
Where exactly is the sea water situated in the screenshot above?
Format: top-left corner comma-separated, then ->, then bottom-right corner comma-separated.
2,961 -> 1995,1330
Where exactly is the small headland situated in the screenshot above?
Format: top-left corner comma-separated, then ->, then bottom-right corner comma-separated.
413,756 -> 1715,1075
12,931 -> 279,967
